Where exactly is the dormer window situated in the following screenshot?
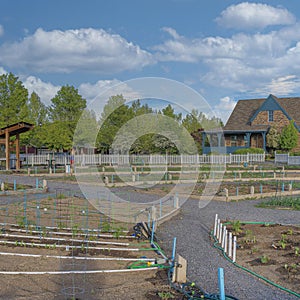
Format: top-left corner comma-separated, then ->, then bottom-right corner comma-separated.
268,110 -> 274,122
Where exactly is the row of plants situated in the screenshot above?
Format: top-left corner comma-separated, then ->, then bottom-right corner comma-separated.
256,196 -> 300,210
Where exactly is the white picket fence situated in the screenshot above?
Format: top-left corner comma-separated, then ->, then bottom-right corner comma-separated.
22,153 -> 265,167
275,152 -> 300,165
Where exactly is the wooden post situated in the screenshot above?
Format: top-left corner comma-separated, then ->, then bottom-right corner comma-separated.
173,255 -> 187,283
5,129 -> 9,170
16,133 -> 20,170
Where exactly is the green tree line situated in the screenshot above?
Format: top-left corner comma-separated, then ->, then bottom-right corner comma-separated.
0,72 -> 223,154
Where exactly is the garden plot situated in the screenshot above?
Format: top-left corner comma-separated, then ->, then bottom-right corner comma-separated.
0,196 -> 177,300
229,223 -> 300,295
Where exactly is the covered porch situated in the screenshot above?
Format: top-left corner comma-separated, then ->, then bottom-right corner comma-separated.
202,130 -> 267,154
0,122 -> 34,170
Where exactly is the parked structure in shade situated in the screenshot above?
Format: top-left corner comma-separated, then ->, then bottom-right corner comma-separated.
202,94 -> 300,154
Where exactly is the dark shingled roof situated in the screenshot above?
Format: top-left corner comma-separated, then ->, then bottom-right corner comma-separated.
275,96 -> 300,127
224,95 -> 300,132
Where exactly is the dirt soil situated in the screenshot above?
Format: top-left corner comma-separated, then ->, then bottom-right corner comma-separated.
0,225 -> 185,300
232,223 -> 300,294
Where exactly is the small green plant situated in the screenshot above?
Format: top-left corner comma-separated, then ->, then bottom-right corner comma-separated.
287,229 -> 293,235
260,254 -> 270,264
250,247 -> 259,254
57,193 -> 66,199
280,234 -> 287,249
157,291 -> 175,299
285,263 -> 298,279
232,220 -> 242,235
244,230 -> 256,244
72,224 -> 79,237
294,247 -> 299,256
112,226 -> 125,239
101,221 -> 111,232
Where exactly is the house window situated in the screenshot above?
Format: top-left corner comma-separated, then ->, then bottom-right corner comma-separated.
231,135 -> 237,147
268,110 -> 274,122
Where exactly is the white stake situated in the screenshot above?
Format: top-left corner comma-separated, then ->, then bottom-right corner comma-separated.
233,236 -> 237,262
228,232 -> 233,258
213,214 -> 218,236
221,226 -> 226,248
216,219 -> 221,239
224,229 -> 228,253
218,223 -> 223,243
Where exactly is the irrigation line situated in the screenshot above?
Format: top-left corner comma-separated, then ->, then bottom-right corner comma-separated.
0,252 -> 156,262
7,228 -> 135,239
0,267 -> 158,275
0,223 -> 129,234
0,233 -> 130,246
0,240 -> 139,251
211,228 -> 300,299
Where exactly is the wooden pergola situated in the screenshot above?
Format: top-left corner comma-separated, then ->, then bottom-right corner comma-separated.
0,122 -> 34,170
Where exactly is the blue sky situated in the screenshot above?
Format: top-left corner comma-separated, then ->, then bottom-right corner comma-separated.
1,0 -> 300,122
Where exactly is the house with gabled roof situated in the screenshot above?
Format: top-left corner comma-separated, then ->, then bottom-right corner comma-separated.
202,94 -> 300,154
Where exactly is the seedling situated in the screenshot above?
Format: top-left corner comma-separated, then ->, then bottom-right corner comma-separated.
244,230 -> 256,244
285,263 -> 298,279
280,240 -> 287,250
102,221 -> 111,232
112,226 -> 125,239
260,254 -> 270,264
158,291 -> 175,299
232,220 -> 242,235
280,234 -> 287,250
295,247 -> 299,256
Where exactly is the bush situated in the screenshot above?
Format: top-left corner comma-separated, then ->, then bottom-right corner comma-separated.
290,151 -> 300,156
233,148 -> 265,154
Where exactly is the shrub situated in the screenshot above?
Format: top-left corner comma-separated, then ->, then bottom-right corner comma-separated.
233,148 -> 265,154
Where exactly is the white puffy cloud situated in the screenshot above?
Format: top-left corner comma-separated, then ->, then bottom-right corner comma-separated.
214,96 -> 237,123
155,25 -> 300,62
22,76 -> 60,105
154,23 -> 300,94
253,75 -> 300,95
0,25 -> 4,37
0,28 -> 154,74
0,66 -> 7,75
79,79 -> 141,102
216,2 -> 295,30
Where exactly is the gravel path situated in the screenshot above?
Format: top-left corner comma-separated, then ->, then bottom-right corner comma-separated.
157,199 -> 300,300
1,174 -> 300,300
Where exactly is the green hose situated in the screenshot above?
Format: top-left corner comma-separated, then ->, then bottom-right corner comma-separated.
211,226 -> 300,298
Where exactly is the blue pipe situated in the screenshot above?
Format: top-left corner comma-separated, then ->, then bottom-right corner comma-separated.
218,267 -> 225,300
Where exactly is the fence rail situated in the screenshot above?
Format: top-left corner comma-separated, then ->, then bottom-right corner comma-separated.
20,153 -> 265,167
275,152 -> 300,165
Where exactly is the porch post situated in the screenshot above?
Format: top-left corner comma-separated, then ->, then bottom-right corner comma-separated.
217,132 -> 225,153
202,132 -> 206,153
245,132 -> 251,148
262,132 -> 266,151
217,133 -> 222,147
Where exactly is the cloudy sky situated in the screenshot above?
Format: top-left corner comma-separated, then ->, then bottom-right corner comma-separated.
1,0 -> 300,122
